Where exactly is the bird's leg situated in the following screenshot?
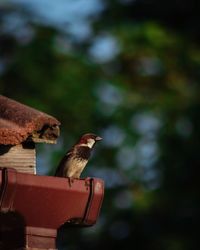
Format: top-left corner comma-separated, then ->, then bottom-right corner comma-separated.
68,177 -> 74,187
84,177 -> 91,190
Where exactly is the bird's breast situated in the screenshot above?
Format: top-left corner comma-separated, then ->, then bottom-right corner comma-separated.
76,146 -> 91,160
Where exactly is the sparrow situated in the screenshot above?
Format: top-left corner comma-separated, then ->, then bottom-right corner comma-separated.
54,133 -> 102,181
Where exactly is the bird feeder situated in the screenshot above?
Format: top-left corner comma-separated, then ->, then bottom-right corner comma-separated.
0,95 -> 104,249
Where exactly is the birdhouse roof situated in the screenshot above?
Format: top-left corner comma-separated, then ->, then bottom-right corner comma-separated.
0,95 -> 60,145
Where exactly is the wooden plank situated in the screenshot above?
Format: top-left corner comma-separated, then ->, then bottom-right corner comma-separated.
0,143 -> 36,174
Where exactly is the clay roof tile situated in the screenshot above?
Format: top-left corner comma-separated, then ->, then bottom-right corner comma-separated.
0,95 -> 60,145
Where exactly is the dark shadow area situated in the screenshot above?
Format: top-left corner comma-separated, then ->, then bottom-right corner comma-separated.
56,222 -> 86,250
0,145 -> 12,155
22,141 -> 35,149
0,211 -> 26,250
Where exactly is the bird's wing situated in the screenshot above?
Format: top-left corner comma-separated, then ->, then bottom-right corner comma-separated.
54,150 -> 73,177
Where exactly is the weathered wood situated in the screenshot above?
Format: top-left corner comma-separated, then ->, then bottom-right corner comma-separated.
0,142 -> 36,174
31,125 -> 60,144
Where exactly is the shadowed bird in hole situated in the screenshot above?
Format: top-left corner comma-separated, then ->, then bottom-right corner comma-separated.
55,133 -> 102,185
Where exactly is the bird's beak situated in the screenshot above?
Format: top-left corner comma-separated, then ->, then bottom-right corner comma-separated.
95,136 -> 102,141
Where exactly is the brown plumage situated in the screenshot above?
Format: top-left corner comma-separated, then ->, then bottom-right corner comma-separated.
55,133 -> 102,178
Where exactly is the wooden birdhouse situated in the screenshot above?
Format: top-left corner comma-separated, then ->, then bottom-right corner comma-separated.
0,95 -> 104,250
0,95 -> 60,174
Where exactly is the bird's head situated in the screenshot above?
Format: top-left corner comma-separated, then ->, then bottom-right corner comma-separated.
78,133 -> 102,148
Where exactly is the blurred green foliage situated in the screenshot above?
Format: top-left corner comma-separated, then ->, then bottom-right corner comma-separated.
1,1 -> 200,250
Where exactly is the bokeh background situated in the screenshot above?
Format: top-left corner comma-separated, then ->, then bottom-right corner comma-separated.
1,0 -> 200,249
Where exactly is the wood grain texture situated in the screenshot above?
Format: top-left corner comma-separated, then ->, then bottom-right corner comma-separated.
0,143 -> 36,174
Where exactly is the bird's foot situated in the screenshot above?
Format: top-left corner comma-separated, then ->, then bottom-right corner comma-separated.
68,177 -> 74,187
84,177 -> 91,190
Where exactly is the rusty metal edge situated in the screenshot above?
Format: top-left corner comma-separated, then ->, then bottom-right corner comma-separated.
81,178 -> 104,226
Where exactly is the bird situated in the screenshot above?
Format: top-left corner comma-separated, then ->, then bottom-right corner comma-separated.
54,133 -> 102,183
